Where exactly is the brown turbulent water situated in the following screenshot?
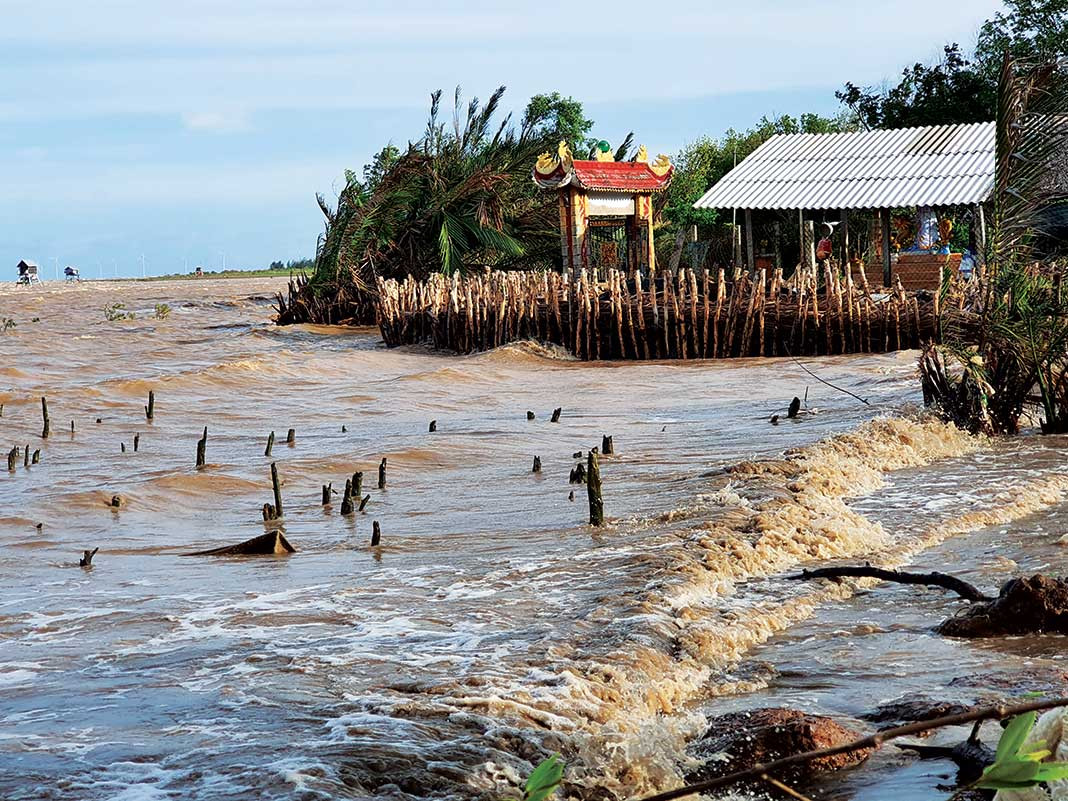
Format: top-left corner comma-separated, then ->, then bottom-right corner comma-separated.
1,278 -> 1066,801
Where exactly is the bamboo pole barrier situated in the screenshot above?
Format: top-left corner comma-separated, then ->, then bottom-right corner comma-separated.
370,268 -> 942,362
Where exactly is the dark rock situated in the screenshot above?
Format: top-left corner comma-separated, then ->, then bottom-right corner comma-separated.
937,574 -> 1068,637
950,668 -> 1068,695
862,695 -> 980,730
686,707 -> 873,789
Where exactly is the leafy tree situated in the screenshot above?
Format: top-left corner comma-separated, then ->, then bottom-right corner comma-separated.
837,44 -> 995,129
522,92 -> 593,151
838,1 -> 1068,130
976,0 -> 1068,81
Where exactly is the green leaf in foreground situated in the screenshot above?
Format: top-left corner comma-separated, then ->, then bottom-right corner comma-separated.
996,712 -> 1037,763
524,755 -> 564,801
976,711 -> 1068,790
977,758 -> 1042,789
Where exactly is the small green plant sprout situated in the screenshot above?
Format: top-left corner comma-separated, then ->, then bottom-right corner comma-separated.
153,303 -> 171,320
0,317 -> 15,333
512,755 -> 564,801
103,303 -> 136,321
975,711 -> 1068,790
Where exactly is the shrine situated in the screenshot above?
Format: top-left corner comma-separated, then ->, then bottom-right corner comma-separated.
533,142 -> 673,279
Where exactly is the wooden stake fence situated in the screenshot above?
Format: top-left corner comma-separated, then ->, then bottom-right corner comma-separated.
376,266 -> 941,360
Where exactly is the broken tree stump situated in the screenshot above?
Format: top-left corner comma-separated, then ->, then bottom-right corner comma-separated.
322,482 -> 332,505
70,419 -> 74,433
532,456 -> 542,473
527,411 -> 535,420
587,450 -> 603,526
145,390 -> 155,420
264,431 -> 275,457
358,494 -> 370,512
787,396 -> 802,419
270,462 -> 284,518
550,407 -> 562,423
353,471 -> 363,499
196,426 -> 207,468
133,433 -> 140,452
7,447 -> 17,471
186,530 -> 296,556
109,495 -> 122,508
31,449 -> 39,464
569,462 -> 586,484
601,435 -> 614,455
41,397 -> 50,438
286,428 -> 295,445
378,458 -> 387,489
79,547 -> 99,567
121,442 -> 126,453
371,521 -> 381,546
429,420 -> 437,432
23,444 -> 29,468
341,478 -> 354,515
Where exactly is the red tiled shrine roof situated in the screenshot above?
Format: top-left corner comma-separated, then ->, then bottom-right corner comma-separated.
569,160 -> 673,192
533,158 -> 674,192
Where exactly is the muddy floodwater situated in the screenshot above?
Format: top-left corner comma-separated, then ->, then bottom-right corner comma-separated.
1,278 -> 1066,801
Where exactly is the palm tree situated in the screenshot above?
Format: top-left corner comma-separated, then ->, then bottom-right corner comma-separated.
305,87 -> 561,309
922,55 -> 1068,434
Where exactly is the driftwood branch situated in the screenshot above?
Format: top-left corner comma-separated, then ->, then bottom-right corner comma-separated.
788,565 -> 991,602
638,697 -> 1068,801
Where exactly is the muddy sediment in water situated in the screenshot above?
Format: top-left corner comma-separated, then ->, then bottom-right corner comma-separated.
2,278 -> 1067,801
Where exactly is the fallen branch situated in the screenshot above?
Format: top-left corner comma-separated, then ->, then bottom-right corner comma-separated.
637,697 -> 1068,801
788,565 -> 991,603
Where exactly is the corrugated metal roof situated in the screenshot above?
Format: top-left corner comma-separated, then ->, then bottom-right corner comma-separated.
693,122 -> 995,211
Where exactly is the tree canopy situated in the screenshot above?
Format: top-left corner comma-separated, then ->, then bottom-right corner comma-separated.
838,0 -> 1067,130
522,92 -> 594,153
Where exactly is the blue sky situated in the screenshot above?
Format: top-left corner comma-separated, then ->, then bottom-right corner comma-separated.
3,1 -> 1001,278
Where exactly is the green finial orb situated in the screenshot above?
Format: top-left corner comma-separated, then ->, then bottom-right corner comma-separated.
597,140 -> 611,152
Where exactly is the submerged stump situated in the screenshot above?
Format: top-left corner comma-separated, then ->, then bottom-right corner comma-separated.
587,450 -> 603,526
186,530 -> 296,556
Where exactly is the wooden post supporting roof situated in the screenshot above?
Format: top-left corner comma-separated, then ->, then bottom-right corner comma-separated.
803,220 -> 816,271
841,211 -> 850,270
744,209 -> 755,272
881,209 -> 893,287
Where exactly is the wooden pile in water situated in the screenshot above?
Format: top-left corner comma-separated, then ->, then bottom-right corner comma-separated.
376,266 -> 942,360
